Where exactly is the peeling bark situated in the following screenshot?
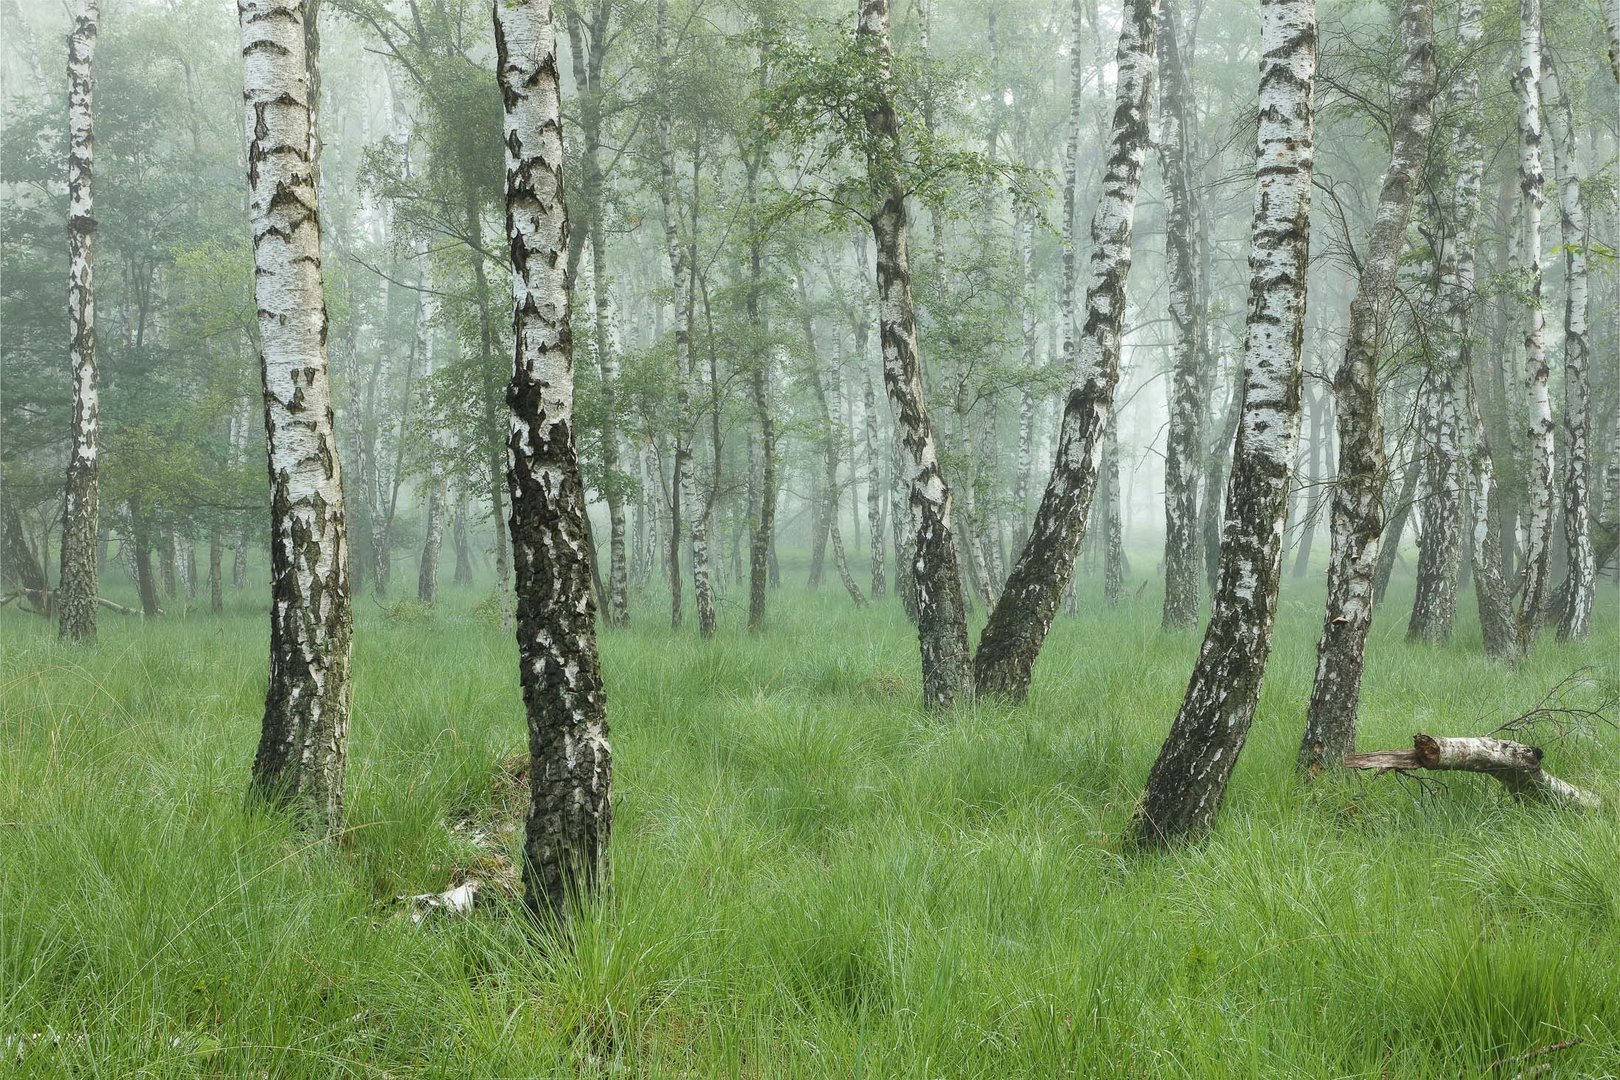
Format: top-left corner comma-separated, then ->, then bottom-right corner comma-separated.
240,0 -> 352,836
58,0 -> 99,644
1297,0 -> 1432,775
971,0 -> 1158,700
495,0 -> 611,919
1130,0 -> 1316,844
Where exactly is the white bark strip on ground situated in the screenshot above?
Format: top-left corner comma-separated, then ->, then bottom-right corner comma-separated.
495,0 -> 611,920
1345,734 -> 1599,811
239,0 -> 352,835
1130,0 -> 1316,844
59,0 -> 100,644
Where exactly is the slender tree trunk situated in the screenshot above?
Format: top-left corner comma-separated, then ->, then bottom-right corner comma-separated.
130,496 -> 160,618
1202,373 -> 1239,595
1157,0 -> 1204,630
971,0 -> 1158,700
208,525 -> 223,612
744,168 -> 775,632
1408,365 -> 1462,640
452,499 -> 473,586
495,0 -> 610,919
860,0 -> 971,710
1296,0 -> 1432,775
1290,385 -> 1324,578
240,0 -> 352,835
1371,447 -> 1419,604
1130,0 -> 1316,844
1513,0 -> 1553,648
1102,414 -> 1124,606
58,0 -> 99,643
865,369 -> 886,598
1544,62 -> 1593,640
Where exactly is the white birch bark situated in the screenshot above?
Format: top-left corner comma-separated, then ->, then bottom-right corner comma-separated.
1131,0 -> 1317,842
494,0 -> 610,920
58,0 -> 99,643
240,0 -> 352,836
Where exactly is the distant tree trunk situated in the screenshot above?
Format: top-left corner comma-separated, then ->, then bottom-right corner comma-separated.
859,0 -> 971,709
240,0 -> 352,835
1544,61 -> 1593,641
452,499 -> 473,586
467,200 -> 512,625
58,0 -> 99,643
1291,384 -> 1324,578
1513,0 -> 1553,649
1157,0 -> 1204,630
1202,375 -> 1239,595
208,525 -> 223,613
745,167 -> 776,633
495,0 -> 610,919
129,497 -> 159,617
1297,0 -> 1433,776
1130,0 -> 1316,844
160,531 -> 177,598
971,0 -> 1157,701
864,371 -> 886,598
1408,365 -> 1462,640
1102,414 -> 1124,606
654,0 -> 692,632
1371,449 -> 1419,604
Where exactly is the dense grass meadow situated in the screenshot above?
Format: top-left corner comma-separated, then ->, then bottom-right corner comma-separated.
3,561 -> 1620,1078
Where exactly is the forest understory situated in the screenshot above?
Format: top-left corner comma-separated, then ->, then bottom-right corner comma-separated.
4,560 -> 1618,1079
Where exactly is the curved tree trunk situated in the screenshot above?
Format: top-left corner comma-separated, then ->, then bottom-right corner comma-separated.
860,0 -> 970,710
1297,0 -> 1433,775
971,0 -> 1158,700
240,0 -> 352,835
58,0 -> 99,643
1130,0 -> 1317,844
495,0 -> 610,920
1157,0 -> 1204,630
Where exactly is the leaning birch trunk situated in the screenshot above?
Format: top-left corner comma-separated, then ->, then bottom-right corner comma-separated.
1513,0 -> 1553,649
1543,62 -> 1593,641
494,0 -> 611,920
58,0 -> 99,644
1297,0 -> 1433,775
239,0 -> 352,835
1128,0 -> 1316,844
1157,0 -> 1204,631
859,0 -> 971,710
1345,734 -> 1599,811
970,0 -> 1158,701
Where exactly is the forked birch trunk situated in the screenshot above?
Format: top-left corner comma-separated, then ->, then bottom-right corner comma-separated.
1130,0 -> 1316,843
495,0 -> 611,919
240,0 -> 352,835
971,0 -> 1158,700
1297,0 -> 1432,775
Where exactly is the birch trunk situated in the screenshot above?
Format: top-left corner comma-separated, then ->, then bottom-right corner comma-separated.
1130,0 -> 1317,843
864,371 -> 886,598
1408,365 -> 1462,640
860,0 -> 970,710
1157,0 -> 1204,630
58,0 -> 99,643
971,0 -> 1158,700
240,0 -> 352,835
744,159 -> 775,632
495,0 -> 610,919
1296,0 -> 1431,775
1513,0 -> 1553,648
1544,62 -> 1593,641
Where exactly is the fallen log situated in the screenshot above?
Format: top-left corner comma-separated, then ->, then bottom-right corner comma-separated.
96,597 -> 157,616
1345,733 -> 1600,811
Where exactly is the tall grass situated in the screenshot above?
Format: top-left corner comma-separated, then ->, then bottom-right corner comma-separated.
3,566 -> 1617,1077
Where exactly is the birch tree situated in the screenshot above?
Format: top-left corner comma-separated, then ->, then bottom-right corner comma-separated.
1297,0 -> 1434,775
495,0 -> 611,919
58,0 -> 99,644
240,0 -> 352,835
1129,0 -> 1316,844
971,0 -> 1159,701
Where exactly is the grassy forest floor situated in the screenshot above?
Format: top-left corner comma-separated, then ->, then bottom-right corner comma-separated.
3,558 -> 1620,1078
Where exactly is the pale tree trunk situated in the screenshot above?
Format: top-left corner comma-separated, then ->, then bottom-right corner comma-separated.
1157,0 -> 1204,630
864,371 -> 886,597
58,0 -> 99,643
1513,0 -> 1553,649
1129,0 -> 1317,842
495,0 -> 610,920
1295,0 -> 1431,776
1202,373 -> 1239,594
1291,384 -> 1324,578
414,243 -> 446,605
240,0 -> 352,835
744,158 -> 775,632
1544,61 -> 1593,641
860,0 -> 971,710
1408,363 -> 1462,640
1102,413 -> 1124,605
971,0 -> 1157,701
